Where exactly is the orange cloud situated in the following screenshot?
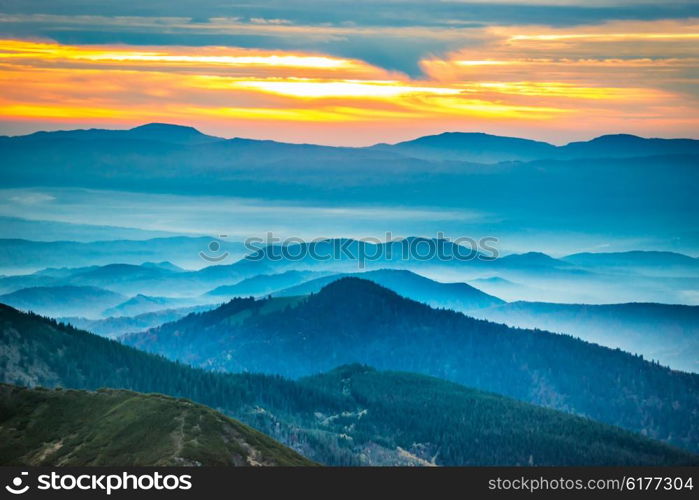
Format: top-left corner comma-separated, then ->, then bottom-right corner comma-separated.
0,39 -> 353,69
0,19 -> 697,146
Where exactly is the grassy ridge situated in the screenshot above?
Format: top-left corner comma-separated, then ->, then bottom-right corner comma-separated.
0,384 -> 314,466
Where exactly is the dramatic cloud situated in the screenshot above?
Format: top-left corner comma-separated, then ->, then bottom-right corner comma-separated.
0,2 -> 697,143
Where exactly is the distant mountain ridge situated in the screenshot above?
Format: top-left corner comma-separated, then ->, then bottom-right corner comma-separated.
3,125 -> 696,247
207,270 -> 327,298
471,301 -> 699,373
372,132 -> 557,162
10,123 -> 222,146
0,236 -> 241,274
0,216 -> 182,243
0,285 -> 126,318
102,294 -> 201,318
374,131 -> 699,163
563,251 -> 699,270
60,304 -> 218,338
0,238 -> 547,298
274,269 -> 504,311
5,124 -> 697,163
3,242 -> 698,320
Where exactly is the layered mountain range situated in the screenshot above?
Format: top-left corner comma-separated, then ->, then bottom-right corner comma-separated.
1,247 -> 697,371
1,303 -> 695,466
121,278 -> 699,452
1,123 -> 697,467
2,125 -> 697,252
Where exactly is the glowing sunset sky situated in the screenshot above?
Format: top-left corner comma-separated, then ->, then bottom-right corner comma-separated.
1,1 -> 698,145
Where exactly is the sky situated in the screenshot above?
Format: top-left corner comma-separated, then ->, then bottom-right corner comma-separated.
1,1 -> 698,145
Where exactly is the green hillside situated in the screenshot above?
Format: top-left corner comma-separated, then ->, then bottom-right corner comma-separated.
300,365 -> 698,466
0,384 -> 313,466
123,278 -> 699,453
1,303 -> 697,466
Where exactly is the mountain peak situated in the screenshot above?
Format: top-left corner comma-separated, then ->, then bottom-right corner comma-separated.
581,134 -> 644,145
141,261 -> 184,272
308,277 -> 414,312
394,131 -> 555,149
594,133 -> 641,140
499,252 -> 567,267
375,131 -> 556,163
127,123 -> 220,144
130,122 -> 201,134
317,276 -> 396,297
